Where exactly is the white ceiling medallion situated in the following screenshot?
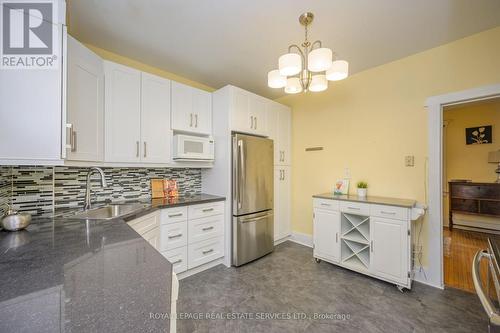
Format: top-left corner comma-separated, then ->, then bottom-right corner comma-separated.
268,12 -> 349,94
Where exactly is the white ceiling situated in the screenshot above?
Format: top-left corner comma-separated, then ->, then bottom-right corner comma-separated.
68,0 -> 500,99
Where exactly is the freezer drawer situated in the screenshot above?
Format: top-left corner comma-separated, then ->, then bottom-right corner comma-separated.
232,211 -> 274,266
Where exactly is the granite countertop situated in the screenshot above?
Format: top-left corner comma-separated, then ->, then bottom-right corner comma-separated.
313,192 -> 416,208
0,193 -> 225,333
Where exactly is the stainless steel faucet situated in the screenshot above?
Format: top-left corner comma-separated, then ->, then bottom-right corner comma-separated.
84,167 -> 107,210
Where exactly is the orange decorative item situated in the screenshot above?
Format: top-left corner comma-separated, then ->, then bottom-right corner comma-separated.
164,179 -> 179,198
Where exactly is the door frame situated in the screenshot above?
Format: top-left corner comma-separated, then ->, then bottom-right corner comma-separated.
425,83 -> 500,289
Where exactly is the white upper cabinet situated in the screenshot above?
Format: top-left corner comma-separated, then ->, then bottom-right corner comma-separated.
141,73 -> 172,163
231,87 -> 268,136
267,102 -> 291,165
171,81 -> 212,135
66,35 -> 104,162
104,61 -> 142,162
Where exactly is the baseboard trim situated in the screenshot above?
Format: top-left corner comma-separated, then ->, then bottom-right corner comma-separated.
289,232 -> 313,248
177,258 -> 224,280
274,235 -> 291,246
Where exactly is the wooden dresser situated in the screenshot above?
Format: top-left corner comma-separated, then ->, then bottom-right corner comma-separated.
449,181 -> 500,229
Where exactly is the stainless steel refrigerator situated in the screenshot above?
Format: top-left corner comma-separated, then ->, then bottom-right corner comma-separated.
232,133 -> 274,266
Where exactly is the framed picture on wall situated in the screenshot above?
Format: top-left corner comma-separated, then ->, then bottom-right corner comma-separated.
465,125 -> 492,145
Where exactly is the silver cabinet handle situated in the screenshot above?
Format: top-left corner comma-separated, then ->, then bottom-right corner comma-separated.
143,142 -> 147,158
202,226 -> 214,231
371,240 -> 374,252
190,113 -> 193,127
336,232 -> 338,243
320,203 -> 331,207
72,130 -> 77,152
172,259 -> 182,265
168,213 -> 183,218
237,139 -> 245,209
250,116 -> 254,129
195,114 -> 198,128
66,123 -> 73,150
255,116 -> 257,130
282,151 -> 285,162
348,206 -> 361,211
381,211 -> 396,215
136,141 -> 140,157
202,208 -> 214,212
168,234 -> 183,239
202,248 -> 214,255
282,169 -> 285,180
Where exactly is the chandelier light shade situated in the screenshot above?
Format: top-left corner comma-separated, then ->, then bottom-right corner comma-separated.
308,48 -> 332,72
267,12 -> 349,94
267,70 -> 287,88
278,53 -> 302,76
326,60 -> 349,81
309,74 -> 328,92
285,77 -> 302,94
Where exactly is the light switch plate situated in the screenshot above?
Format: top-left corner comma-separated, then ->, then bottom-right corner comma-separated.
405,156 -> 415,167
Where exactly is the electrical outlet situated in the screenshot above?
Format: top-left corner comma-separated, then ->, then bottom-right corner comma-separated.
405,155 -> 415,167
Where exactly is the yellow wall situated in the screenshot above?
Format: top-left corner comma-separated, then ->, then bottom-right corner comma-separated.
443,100 -> 500,225
84,43 -> 215,92
277,27 -> 500,265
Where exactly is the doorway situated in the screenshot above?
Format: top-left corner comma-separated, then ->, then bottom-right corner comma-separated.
425,84 -> 500,290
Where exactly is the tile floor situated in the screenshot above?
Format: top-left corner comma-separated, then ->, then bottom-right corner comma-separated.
177,242 -> 487,332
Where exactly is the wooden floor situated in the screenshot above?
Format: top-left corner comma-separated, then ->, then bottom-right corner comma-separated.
443,227 -> 498,293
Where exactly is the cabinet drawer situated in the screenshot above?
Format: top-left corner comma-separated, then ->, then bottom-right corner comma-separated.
127,212 -> 160,235
188,202 -> 224,220
188,236 -> 224,269
370,204 -> 408,220
160,221 -> 188,251
188,215 -> 224,245
340,201 -> 370,216
161,206 -> 188,225
313,199 -> 339,211
162,246 -> 187,274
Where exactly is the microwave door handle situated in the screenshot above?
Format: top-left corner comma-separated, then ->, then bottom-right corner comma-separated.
238,139 -> 244,209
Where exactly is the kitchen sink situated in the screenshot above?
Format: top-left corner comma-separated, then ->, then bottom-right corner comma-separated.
71,203 -> 147,220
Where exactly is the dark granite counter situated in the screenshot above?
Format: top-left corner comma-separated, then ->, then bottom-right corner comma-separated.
0,193 -> 225,333
313,192 -> 416,208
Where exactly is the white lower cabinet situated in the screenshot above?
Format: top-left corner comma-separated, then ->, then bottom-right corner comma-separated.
370,217 -> 409,285
312,198 -> 412,289
163,247 -> 188,274
159,201 -> 225,275
313,209 -> 340,263
127,211 -> 161,250
187,236 -> 224,269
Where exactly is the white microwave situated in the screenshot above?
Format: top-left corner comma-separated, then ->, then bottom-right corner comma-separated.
173,134 -> 215,161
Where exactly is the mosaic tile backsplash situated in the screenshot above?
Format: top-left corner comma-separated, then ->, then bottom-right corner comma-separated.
0,166 -> 201,217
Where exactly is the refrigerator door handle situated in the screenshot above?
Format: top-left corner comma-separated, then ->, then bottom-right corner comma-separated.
240,214 -> 270,224
238,139 -> 245,209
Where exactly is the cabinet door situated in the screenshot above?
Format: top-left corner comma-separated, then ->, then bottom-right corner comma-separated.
370,217 -> 409,284
249,95 -> 267,136
278,166 -> 291,239
104,61 -> 141,162
277,105 -> 291,165
66,35 -> 104,162
140,72 -> 171,163
267,103 -> 280,164
231,88 -> 252,133
313,209 -> 340,262
192,89 -> 212,135
142,227 -> 160,250
171,81 -> 194,133
273,167 -> 281,241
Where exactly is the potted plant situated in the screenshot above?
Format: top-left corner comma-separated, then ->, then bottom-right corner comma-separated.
357,181 -> 368,197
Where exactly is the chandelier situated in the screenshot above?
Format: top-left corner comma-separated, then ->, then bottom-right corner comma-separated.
267,12 -> 349,94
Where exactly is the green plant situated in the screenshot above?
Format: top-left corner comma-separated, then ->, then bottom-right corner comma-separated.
357,181 -> 368,189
